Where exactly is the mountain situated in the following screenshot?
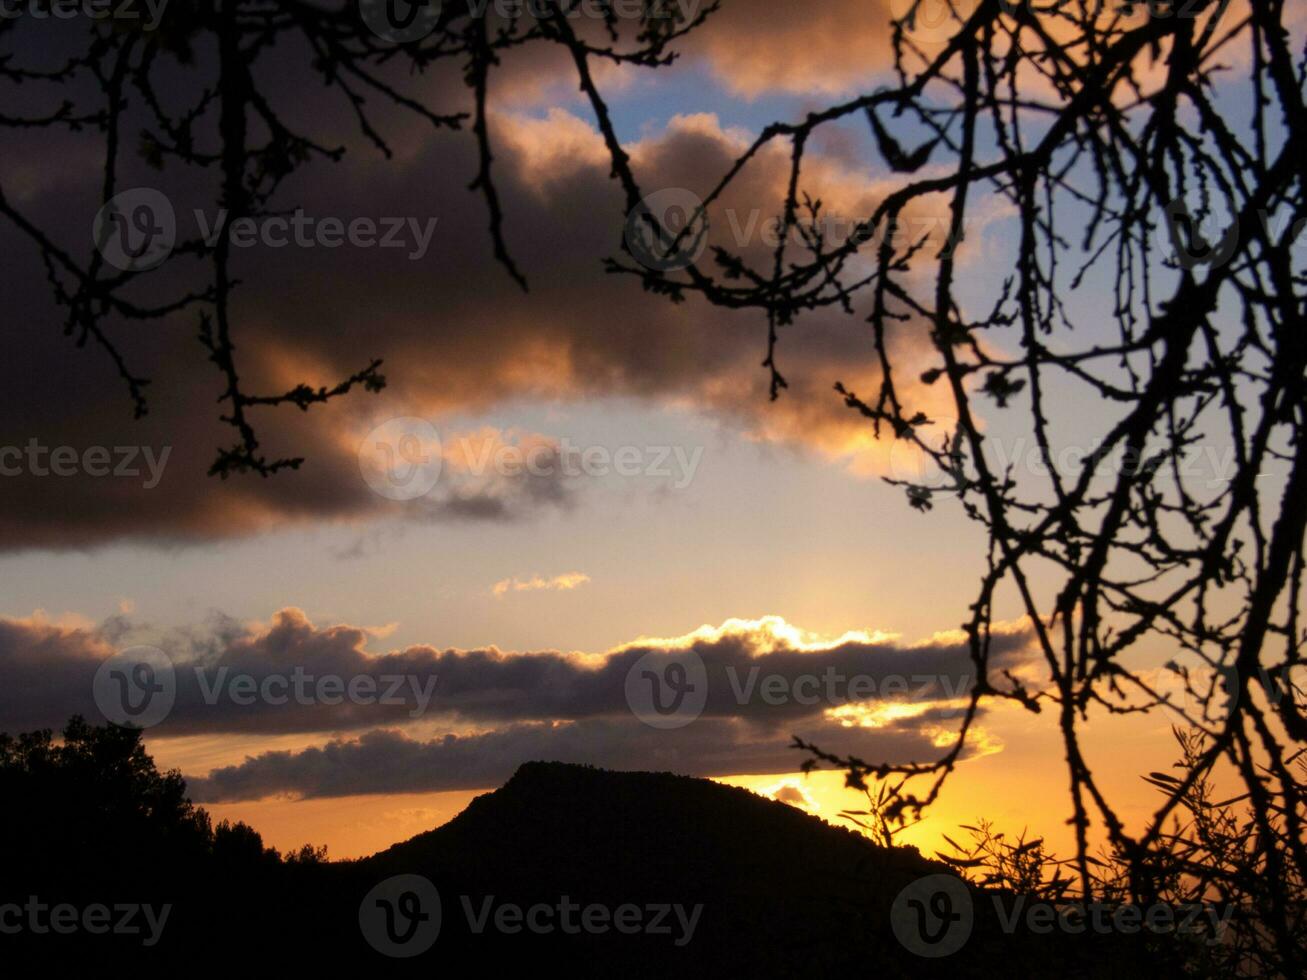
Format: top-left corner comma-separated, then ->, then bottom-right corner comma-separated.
3,730 -> 1188,976
346,763 -> 1176,977
359,762 -> 945,975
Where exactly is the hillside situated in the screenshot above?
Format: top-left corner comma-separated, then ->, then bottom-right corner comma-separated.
2,737 -> 1187,976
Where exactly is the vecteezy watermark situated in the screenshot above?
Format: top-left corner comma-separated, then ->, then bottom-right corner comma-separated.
1161,197 -> 1241,270
358,417 -> 706,501
890,874 -> 1234,957
623,648 -> 976,729
358,0 -> 442,43
885,414 -> 1251,495
93,646 -> 176,729
0,897 -> 172,947
0,440 -> 171,488
458,895 -> 702,947
985,896 -> 1234,947
457,436 -> 703,488
0,0 -> 170,29
623,187 -> 967,273
359,875 -> 703,957
724,665 -> 973,714
193,209 -> 439,260
1149,660 -> 1304,725
1160,197 -> 1307,271
889,0 -> 1007,44
721,208 -> 964,255
358,417 -> 444,501
93,188 -> 176,273
191,665 -> 437,718
890,874 -> 974,958
92,645 -> 440,729
359,0 -> 706,44
359,875 -> 442,958
92,188 -> 439,271
624,187 -> 709,272
624,648 -> 709,729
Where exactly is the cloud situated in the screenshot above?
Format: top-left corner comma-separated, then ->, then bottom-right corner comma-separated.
0,607 -> 1036,736
0,0 -> 1263,556
768,780 -> 816,810
0,50 -> 958,552
493,572 -> 591,598
682,0 -> 899,97
0,603 -> 1033,799
184,714 -> 996,802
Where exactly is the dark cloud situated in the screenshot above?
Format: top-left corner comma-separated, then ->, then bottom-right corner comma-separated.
0,13 -> 946,552
0,607 -> 1034,736
184,713 -> 985,801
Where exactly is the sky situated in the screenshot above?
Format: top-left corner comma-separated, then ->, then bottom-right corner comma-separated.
0,0 -> 1280,861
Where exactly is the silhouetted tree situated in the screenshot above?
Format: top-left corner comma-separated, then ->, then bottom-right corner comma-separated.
0,717 -> 335,965
0,715 -> 212,891
935,728 -> 1306,977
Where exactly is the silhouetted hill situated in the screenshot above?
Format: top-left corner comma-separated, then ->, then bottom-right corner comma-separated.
359,762 -> 945,974
373,760 -> 939,894
348,763 -> 1183,977
3,724 -> 1190,976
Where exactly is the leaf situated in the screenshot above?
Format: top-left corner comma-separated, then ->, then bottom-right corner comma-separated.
936,853 -> 984,867
1147,771 -> 1183,784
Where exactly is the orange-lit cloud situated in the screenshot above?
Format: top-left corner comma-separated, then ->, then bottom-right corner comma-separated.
2,100 -> 962,550
684,0 -> 900,97
0,606 -> 1038,798
493,572 -> 592,597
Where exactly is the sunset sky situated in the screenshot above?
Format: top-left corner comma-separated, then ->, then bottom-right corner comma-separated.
0,0 -> 1279,862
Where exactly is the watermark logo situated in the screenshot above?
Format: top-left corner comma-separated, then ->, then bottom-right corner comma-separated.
359,874 -> 442,957
358,419 -> 706,500
625,187 -> 708,272
624,648 -> 708,729
1159,198 -> 1307,271
890,874 -> 974,957
359,0 -> 442,43
92,645 -> 176,729
359,874 -> 702,951
1150,661 -> 1305,725
1151,661 -> 1241,724
885,422 -> 1247,498
358,417 -> 444,501
93,190 -> 440,270
891,873 -> 1236,956
889,0 -> 973,44
93,188 -> 176,273
1162,198 -> 1241,270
